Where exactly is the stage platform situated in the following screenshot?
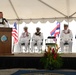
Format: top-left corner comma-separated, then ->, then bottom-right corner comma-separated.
0,53 -> 76,57
13,53 -> 76,57
0,53 -> 76,69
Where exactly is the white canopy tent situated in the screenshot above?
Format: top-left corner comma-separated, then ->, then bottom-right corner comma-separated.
0,0 -> 76,23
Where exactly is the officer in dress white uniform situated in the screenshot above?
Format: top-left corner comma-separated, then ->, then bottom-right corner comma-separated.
0,12 -> 9,27
19,26 -> 31,52
31,27 -> 43,51
60,24 -> 73,53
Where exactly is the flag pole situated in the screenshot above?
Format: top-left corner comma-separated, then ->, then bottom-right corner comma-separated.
12,38 -> 15,54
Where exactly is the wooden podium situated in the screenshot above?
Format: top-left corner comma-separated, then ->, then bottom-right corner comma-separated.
0,27 -> 12,55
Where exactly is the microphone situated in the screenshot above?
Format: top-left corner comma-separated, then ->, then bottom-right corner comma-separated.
4,18 -> 9,27
75,35 -> 76,39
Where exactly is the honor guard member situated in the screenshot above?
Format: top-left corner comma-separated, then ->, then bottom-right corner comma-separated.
19,26 -> 31,52
0,12 -> 9,27
60,24 -> 73,53
31,27 -> 44,51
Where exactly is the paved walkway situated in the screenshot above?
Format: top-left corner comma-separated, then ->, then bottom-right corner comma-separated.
0,68 -> 76,75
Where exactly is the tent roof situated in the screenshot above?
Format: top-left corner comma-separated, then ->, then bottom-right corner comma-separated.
0,0 -> 76,23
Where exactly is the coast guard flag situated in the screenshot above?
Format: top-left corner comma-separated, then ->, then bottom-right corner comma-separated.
12,22 -> 18,44
50,22 -> 60,37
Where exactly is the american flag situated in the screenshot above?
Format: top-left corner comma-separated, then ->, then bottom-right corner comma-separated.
12,22 -> 18,44
50,22 -> 60,37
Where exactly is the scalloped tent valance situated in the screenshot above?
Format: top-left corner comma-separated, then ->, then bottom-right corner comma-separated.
8,18 -> 76,24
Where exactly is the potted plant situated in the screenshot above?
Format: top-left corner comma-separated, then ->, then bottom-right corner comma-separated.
40,44 -> 63,69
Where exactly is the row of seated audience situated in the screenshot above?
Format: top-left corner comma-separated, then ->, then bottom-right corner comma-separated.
18,27 -> 44,52
18,24 -> 73,53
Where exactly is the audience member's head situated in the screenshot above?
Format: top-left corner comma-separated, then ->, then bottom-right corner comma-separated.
24,26 -> 28,32
64,24 -> 68,30
36,27 -> 40,32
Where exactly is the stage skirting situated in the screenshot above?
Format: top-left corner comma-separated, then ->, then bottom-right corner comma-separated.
0,53 -> 76,69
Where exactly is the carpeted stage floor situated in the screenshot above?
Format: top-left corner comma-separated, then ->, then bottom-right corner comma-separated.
0,53 -> 76,70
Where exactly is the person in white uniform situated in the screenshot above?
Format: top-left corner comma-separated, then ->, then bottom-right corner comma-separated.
0,12 -> 9,27
60,24 -> 73,53
19,26 -> 31,52
31,27 -> 43,51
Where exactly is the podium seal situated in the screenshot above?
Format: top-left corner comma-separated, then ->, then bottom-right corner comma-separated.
1,35 -> 8,42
